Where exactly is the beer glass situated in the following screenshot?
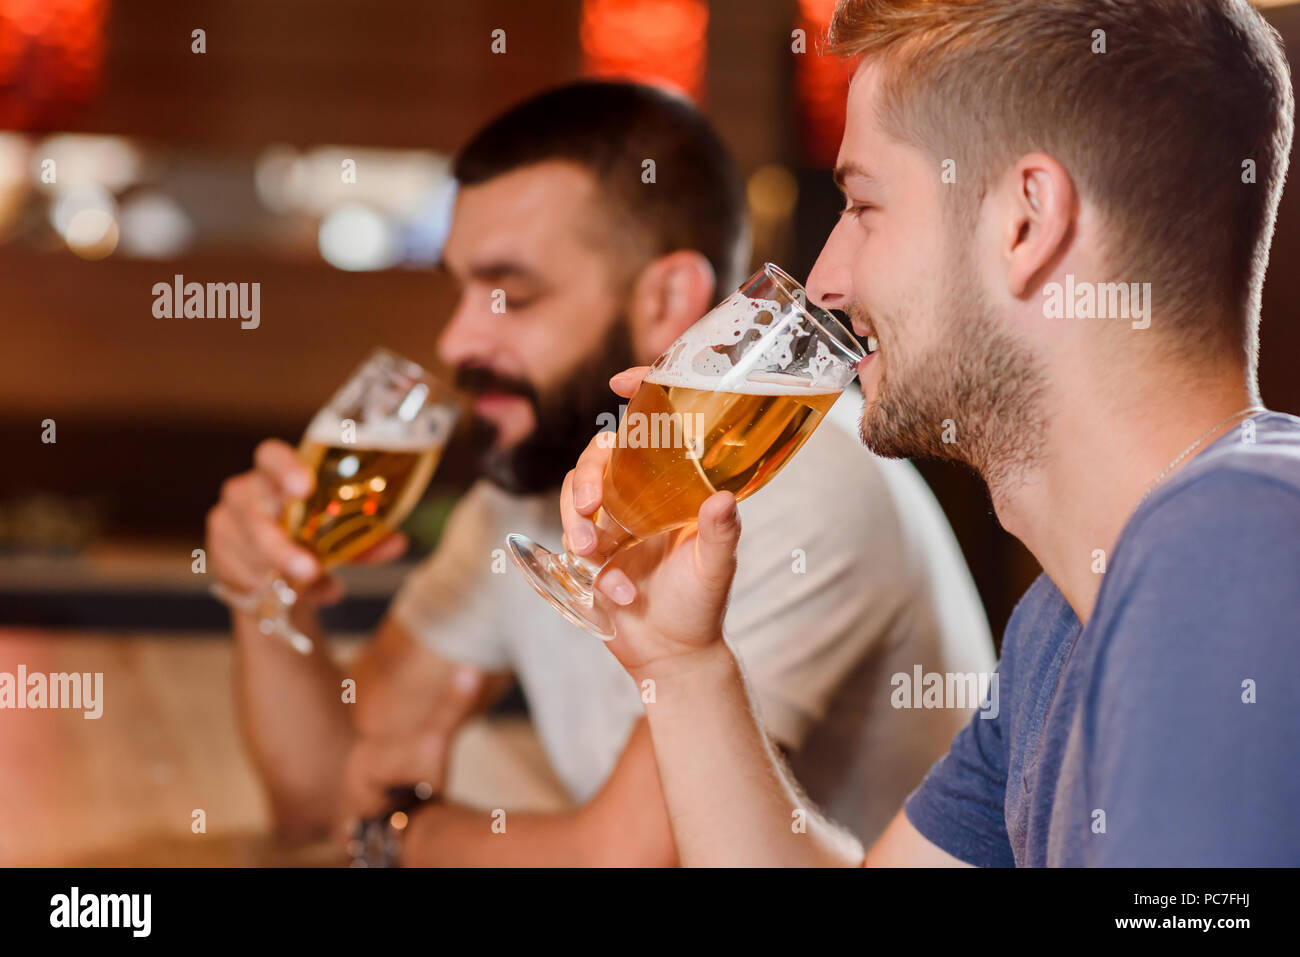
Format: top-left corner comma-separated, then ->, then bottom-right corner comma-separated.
213,348 -> 458,653
506,263 -> 866,638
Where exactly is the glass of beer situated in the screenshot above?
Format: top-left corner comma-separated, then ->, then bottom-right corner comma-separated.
213,348 -> 458,653
506,263 -> 866,638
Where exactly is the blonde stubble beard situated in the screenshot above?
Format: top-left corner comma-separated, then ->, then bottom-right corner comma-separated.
855,237 -> 1048,498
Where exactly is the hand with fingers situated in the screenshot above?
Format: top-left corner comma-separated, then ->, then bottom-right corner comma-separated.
336,664 -> 484,864
560,367 -> 744,677
205,438 -> 410,615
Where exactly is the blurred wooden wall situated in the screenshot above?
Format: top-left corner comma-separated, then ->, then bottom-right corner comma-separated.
63,0 -> 585,150
3,0 -> 1299,640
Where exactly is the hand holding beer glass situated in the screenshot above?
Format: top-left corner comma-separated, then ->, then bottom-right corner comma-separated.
212,348 -> 458,653
507,264 -> 866,638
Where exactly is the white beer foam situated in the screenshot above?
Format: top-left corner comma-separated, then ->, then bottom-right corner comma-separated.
304,410 -> 452,450
647,294 -> 846,392
646,369 -> 838,396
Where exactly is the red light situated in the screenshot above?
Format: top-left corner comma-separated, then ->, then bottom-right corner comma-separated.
581,0 -> 708,101
795,0 -> 851,168
0,0 -> 108,130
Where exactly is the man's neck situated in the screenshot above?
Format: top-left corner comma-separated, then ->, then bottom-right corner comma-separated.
990,360 -> 1257,626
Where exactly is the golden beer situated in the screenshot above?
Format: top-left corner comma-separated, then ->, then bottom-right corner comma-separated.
283,438 -> 442,566
505,264 -> 865,638
602,377 -> 838,541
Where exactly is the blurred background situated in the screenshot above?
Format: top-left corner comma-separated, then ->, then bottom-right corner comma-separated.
1,0 -> 1298,864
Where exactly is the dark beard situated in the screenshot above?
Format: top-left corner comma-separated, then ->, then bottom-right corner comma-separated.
458,320 -> 637,496
859,245 -> 1047,494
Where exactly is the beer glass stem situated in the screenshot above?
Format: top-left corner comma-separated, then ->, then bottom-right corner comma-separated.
210,578 -> 315,655
505,507 -> 636,638
552,508 -> 635,594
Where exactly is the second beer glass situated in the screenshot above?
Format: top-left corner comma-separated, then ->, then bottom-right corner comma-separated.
213,348 -> 458,653
506,263 -> 866,638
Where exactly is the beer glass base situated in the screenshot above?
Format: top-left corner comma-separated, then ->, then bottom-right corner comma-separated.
209,580 -> 315,655
505,534 -> 615,639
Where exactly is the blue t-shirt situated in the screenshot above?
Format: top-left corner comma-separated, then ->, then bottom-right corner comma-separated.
904,411 -> 1300,866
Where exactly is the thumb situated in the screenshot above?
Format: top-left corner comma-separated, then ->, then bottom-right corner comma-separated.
694,491 -> 741,588
609,366 -> 650,399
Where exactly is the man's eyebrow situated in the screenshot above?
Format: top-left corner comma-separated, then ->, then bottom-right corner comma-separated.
833,162 -> 877,193
466,260 -> 541,284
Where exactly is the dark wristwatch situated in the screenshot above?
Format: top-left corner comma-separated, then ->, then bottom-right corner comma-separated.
348,783 -> 439,868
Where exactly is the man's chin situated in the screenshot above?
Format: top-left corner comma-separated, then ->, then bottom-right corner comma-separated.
857,383 -> 904,459
858,411 -> 910,460
479,435 -> 573,496
857,387 -> 940,463
480,450 -> 543,496
468,317 -> 637,496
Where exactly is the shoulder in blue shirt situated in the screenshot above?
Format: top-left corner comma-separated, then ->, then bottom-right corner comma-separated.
905,412 -> 1300,866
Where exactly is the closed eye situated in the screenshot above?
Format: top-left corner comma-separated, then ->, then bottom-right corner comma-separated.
841,203 -> 874,220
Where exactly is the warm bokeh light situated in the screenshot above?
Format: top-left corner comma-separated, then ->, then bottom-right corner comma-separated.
64,205 -> 118,259
0,0 -> 108,129
581,0 -> 708,100
318,203 -> 399,272
0,132 -> 28,238
747,163 -> 799,221
49,182 -> 112,237
795,0 -> 851,168
118,190 -> 194,259
32,133 -> 141,191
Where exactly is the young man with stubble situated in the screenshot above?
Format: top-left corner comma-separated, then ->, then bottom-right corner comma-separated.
207,81 -> 995,865
557,1 -> 1300,866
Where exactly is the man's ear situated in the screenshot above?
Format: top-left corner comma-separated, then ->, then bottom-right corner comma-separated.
1002,152 -> 1076,298
628,251 -> 717,360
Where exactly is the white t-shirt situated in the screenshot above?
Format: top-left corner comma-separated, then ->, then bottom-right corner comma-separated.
391,390 -> 996,843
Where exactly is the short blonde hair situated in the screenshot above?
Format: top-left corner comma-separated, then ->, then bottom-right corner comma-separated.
829,0 -> 1294,369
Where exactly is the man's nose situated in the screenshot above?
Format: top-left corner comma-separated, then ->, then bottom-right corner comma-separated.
437,297 -> 500,369
805,218 -> 854,310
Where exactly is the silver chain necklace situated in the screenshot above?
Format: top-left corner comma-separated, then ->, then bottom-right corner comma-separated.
1139,405 -> 1265,504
